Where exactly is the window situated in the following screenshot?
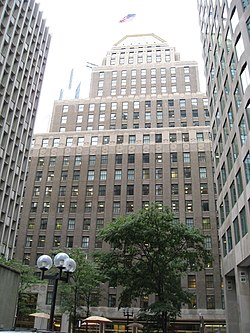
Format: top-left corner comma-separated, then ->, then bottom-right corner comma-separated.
202,218 -> 211,230
142,184 -> 150,195
55,219 -> 62,230
49,157 -> 56,166
83,218 -> 91,230
205,275 -> 214,289
77,137 -> 84,146
99,185 -> 106,196
57,202 -> 64,213
155,153 -> 162,163
97,201 -> 105,212
206,295 -> 215,309
171,168 -> 178,179
200,183 -> 208,194
239,116 -> 247,145
73,170 -> 80,180
171,184 -> 178,195
42,138 -> 49,147
244,153 -> 250,183
155,168 -> 163,179
96,219 -> 104,230
196,132 -> 204,141
227,227 -> 233,252
204,236 -> 212,249
169,133 -> 177,142
71,186 -> 79,196
184,183 -> 192,194
53,138 -> 60,147
91,136 -> 98,145
129,135 -> 136,144
233,217 -> 241,244
188,275 -> 196,288
82,236 -> 89,249
128,169 -> 134,180
89,155 -> 96,165
115,170 -> 122,180
115,154 -> 123,164
186,218 -> 194,228
143,135 -> 150,144
113,202 -> 121,214
61,170 -> 68,181
66,137 -> 73,146
240,207 -> 248,236
127,201 -> 134,212
170,152 -> 177,163
43,201 -> 50,213
114,185 -> 121,196
182,133 -> 189,142
185,200 -> 193,212
63,156 -> 70,166
155,184 -> 163,195
183,152 -> 190,163
53,236 -> 61,247
40,219 -> 48,230
198,152 -> 206,162
85,202 -> 92,212
199,167 -> 207,179
38,236 -> 46,247
172,200 -> 179,213
75,156 -> 82,166
101,154 -> 108,165
155,134 -> 162,143
143,169 -> 150,179
184,167 -> 191,178
128,154 -> 135,163
143,153 -> 150,163
100,170 -> 107,180
68,219 -> 75,230
127,185 -> 134,195
202,200 -> 209,211
87,170 -> 95,181
236,169 -> 243,196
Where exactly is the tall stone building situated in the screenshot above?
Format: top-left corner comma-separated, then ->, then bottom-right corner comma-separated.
0,0 -> 51,259
197,1 -> 250,332
15,34 -> 225,332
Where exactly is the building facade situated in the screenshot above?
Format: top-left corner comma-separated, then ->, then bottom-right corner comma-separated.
0,0 -> 51,259
15,34 -> 225,332
197,1 -> 250,332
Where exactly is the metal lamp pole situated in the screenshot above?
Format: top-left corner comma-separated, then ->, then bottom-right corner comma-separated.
123,308 -> 134,333
37,252 -> 76,331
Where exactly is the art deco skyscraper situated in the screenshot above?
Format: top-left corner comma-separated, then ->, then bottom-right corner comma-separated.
197,1 -> 250,332
15,34 -> 225,331
0,0 -> 50,259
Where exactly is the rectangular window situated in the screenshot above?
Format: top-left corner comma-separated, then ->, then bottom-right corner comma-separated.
99,185 -> 106,196
143,169 -> 150,179
113,202 -> 121,214
183,152 -> 191,163
128,169 -> 134,180
240,207 -> 248,236
68,218 -> 75,230
82,236 -> 89,249
129,135 -> 136,144
115,170 -> 122,180
188,275 -> 196,288
100,170 -> 107,180
83,219 -> 91,230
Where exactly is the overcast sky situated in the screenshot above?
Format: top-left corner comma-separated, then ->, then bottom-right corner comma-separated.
34,0 -> 206,133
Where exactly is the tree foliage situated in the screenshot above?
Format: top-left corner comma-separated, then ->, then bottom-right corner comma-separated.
96,203 -> 212,333
58,248 -> 104,333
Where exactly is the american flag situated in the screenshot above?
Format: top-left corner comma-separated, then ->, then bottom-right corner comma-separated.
119,13 -> 136,23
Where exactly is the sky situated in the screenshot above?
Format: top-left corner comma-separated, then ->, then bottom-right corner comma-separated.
34,0 -> 206,133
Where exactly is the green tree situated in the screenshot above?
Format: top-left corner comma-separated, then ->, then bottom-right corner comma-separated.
59,248 -> 104,333
96,203 -> 212,333
0,257 -> 40,324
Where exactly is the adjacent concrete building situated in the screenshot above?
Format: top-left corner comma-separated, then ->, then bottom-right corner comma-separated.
15,34 -> 225,332
0,0 -> 51,259
197,1 -> 250,332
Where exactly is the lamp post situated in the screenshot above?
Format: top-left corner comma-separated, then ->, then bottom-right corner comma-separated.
37,252 -> 76,331
199,313 -> 204,333
123,308 -> 134,333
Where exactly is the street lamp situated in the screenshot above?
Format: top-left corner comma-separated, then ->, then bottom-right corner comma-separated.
123,308 -> 134,333
37,252 -> 76,331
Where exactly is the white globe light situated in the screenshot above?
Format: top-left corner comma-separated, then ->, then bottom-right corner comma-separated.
37,255 -> 53,270
64,258 -> 76,272
54,252 -> 69,268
